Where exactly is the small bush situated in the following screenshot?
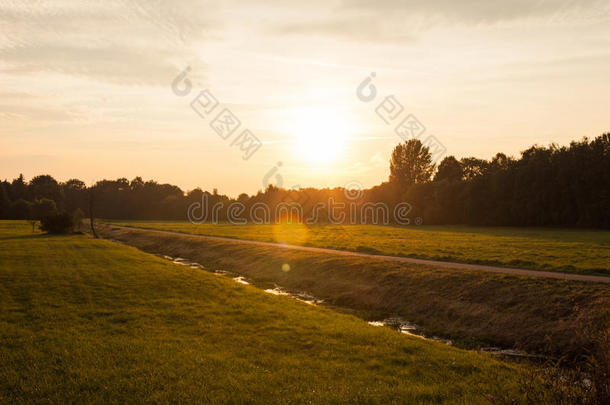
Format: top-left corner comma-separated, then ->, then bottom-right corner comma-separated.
40,212 -> 76,234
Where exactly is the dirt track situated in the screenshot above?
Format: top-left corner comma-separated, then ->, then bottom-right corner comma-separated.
108,224 -> 610,283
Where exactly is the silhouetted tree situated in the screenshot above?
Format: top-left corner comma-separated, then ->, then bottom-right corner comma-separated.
0,133 -> 607,228
434,156 -> 462,182
32,198 -> 58,220
9,174 -> 28,201
62,179 -> 87,213
10,199 -> 32,219
389,140 -> 435,189
29,175 -> 62,205
459,157 -> 488,180
0,182 -> 9,219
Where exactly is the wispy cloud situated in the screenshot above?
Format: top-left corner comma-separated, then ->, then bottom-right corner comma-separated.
0,0 -> 216,85
269,16 -> 416,42
1,44 -> 190,85
268,0 -> 609,42
343,0 -> 609,24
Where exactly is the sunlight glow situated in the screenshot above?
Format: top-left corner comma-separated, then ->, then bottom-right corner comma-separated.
286,107 -> 352,164
272,218 -> 309,246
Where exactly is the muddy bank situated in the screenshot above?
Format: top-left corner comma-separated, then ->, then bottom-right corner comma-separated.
96,224 -> 609,359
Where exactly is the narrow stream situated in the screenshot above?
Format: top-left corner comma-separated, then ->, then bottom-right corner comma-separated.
157,253 -> 543,359
367,318 -> 453,346
167,255 -> 324,305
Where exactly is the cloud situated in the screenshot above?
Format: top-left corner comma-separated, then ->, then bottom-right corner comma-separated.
269,16 -> 415,42
0,44 -> 189,85
0,0 -> 217,85
267,0 -> 609,42
343,0 -> 609,24
0,102 -> 84,122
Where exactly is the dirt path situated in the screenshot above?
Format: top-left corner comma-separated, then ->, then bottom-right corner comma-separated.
103,224 -> 610,283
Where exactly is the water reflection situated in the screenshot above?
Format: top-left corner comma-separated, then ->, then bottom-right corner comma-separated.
158,253 -> 544,359
368,317 -> 452,345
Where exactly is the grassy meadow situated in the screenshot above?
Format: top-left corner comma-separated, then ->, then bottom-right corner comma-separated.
0,220 -> 542,403
97,223 -> 610,359
111,221 -> 610,275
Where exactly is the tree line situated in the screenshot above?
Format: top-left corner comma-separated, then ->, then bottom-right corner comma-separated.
1,133 -> 608,228
391,133 -> 609,227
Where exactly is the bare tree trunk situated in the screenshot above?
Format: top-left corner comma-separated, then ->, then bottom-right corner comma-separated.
88,188 -> 98,238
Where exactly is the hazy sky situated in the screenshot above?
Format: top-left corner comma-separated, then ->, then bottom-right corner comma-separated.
2,0 -> 609,196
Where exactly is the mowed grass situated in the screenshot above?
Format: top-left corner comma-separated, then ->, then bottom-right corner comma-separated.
0,221 -> 531,403
111,221 -> 610,275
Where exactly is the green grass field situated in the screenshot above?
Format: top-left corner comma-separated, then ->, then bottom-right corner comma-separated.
0,221 -> 541,403
110,221 -> 610,275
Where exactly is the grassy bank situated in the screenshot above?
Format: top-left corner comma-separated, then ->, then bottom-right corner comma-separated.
97,223 -> 610,360
0,221 -> 540,403
110,221 -> 610,275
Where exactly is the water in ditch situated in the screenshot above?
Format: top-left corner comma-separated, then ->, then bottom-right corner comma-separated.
159,253 -> 541,359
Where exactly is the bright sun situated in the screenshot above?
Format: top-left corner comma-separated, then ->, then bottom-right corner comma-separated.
286,107 -> 351,164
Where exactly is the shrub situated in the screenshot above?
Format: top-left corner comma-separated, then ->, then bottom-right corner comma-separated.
40,212 -> 76,234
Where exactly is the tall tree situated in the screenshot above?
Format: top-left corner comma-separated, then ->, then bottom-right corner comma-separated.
62,179 -> 87,213
0,182 -> 9,219
29,175 -> 62,205
389,139 -> 435,189
9,174 -> 27,201
32,198 -> 58,220
459,157 -> 488,180
434,156 -> 462,182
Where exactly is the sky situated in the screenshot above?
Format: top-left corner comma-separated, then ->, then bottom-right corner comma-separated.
1,0 -> 609,196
